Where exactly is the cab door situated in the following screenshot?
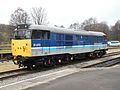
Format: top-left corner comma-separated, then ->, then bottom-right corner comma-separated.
41,31 -> 50,55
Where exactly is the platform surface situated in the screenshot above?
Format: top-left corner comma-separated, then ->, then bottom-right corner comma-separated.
25,65 -> 120,90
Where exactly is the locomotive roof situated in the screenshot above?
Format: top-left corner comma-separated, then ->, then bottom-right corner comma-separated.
19,25 -> 106,36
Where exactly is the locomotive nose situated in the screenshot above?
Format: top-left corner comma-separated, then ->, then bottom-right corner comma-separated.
12,40 -> 32,57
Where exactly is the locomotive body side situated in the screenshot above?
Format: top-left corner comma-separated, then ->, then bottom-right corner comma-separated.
31,32 -> 107,56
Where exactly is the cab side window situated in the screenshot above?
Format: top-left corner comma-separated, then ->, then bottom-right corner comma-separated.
42,31 -> 50,39
32,30 -> 50,39
32,30 -> 43,39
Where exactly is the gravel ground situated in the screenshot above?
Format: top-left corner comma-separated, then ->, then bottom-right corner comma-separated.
107,48 -> 120,53
0,61 -> 18,73
0,65 -> 70,87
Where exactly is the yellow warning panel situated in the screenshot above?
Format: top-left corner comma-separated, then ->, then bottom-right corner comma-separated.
11,40 -> 31,57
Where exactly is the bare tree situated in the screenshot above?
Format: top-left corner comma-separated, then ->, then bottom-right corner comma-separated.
9,7 -> 30,26
111,20 -> 120,41
0,24 -> 15,43
60,25 -> 65,28
80,18 -> 110,40
80,18 -> 109,33
80,17 -> 98,30
69,23 -> 81,29
31,7 -> 48,25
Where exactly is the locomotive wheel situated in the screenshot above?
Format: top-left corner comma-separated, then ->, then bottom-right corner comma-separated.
70,56 -> 74,61
65,56 -> 70,63
87,52 -> 95,59
56,56 -> 62,64
61,56 -> 69,64
97,52 -> 103,58
27,65 -> 34,70
43,57 -> 56,67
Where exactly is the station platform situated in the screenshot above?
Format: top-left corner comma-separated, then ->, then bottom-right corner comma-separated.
25,65 -> 120,90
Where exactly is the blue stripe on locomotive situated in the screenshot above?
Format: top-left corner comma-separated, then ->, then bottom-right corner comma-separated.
32,32 -> 107,48
34,45 -> 107,51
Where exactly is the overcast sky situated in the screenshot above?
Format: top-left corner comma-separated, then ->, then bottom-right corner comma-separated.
0,0 -> 120,27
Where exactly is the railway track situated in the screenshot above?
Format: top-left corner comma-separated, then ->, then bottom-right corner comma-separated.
103,51 -> 120,58
0,68 -> 28,81
0,51 -> 120,81
81,57 -> 120,68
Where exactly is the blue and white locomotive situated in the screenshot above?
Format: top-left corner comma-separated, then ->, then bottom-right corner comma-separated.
12,24 -> 107,68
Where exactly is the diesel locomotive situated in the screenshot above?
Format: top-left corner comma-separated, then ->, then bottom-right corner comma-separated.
12,24 -> 108,69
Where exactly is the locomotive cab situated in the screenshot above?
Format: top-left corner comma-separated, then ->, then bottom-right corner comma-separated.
12,30 -> 32,57
12,24 -> 50,57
